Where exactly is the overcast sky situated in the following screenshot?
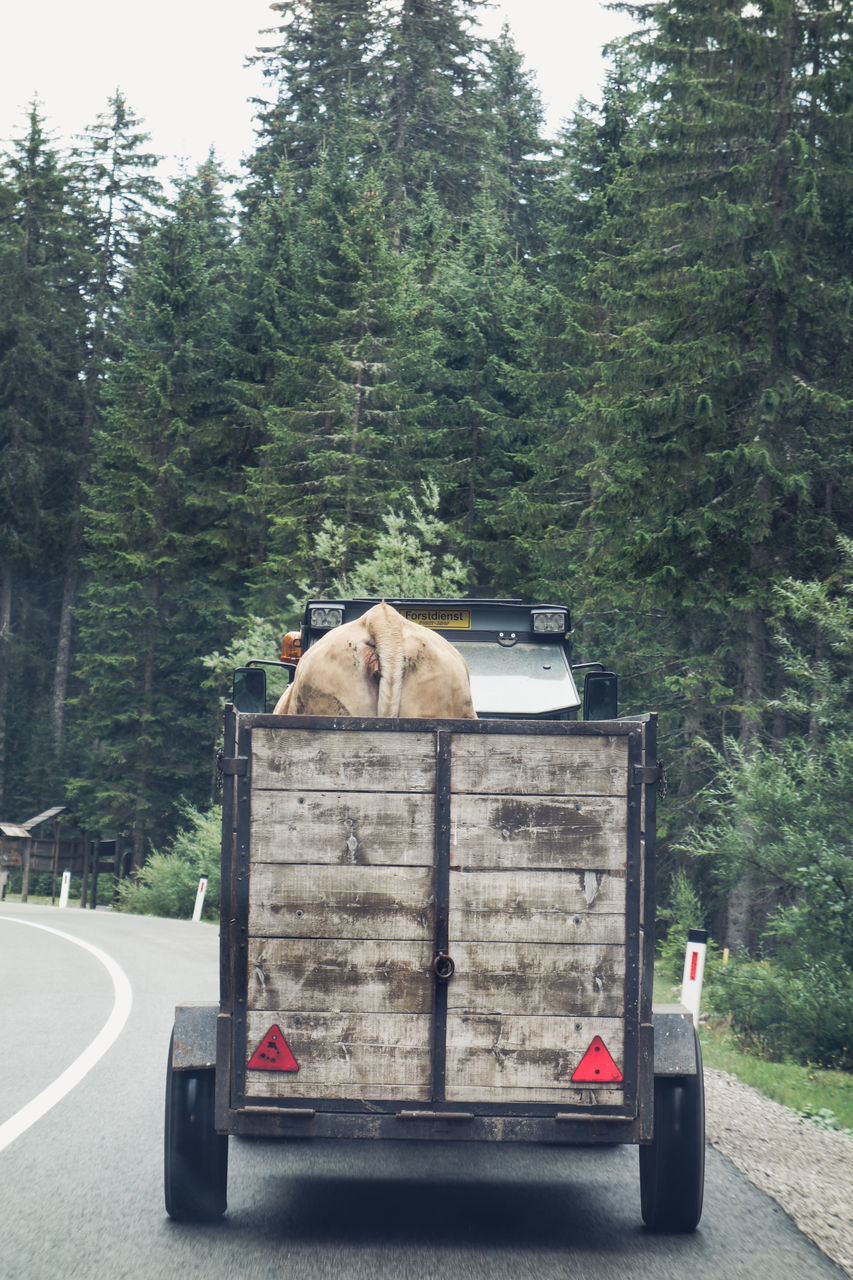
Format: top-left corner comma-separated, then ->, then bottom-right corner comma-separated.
1,1 -> 636,178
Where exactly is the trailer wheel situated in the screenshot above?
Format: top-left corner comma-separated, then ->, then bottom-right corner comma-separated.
640,1028 -> 705,1232
164,1029 -> 228,1221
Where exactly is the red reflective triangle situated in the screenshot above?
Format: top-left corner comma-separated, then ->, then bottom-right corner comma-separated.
571,1035 -> 623,1083
247,1024 -> 299,1072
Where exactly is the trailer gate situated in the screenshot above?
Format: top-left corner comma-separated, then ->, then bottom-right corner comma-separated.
219,714 -> 655,1141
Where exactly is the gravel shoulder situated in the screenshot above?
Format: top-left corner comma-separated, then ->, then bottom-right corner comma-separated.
704,1067 -> 853,1275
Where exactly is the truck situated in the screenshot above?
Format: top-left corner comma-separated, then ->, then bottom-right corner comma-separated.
165,597 -> 705,1232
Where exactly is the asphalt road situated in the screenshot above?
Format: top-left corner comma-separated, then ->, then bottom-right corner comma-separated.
0,903 -> 846,1280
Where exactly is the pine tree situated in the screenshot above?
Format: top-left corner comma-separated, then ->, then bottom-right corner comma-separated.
229,155 -> 305,604
0,105 -> 90,812
428,185 -> 541,588
382,0 -> 491,227
538,0 -> 853,946
70,161 -> 243,863
249,152 -> 439,598
551,0 -> 853,741
478,24 -> 551,258
75,90 -> 162,335
516,61 -> 652,617
49,94 -> 163,761
244,0 -> 383,206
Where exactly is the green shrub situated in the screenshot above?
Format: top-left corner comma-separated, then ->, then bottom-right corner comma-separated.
657,868 -> 706,983
116,803 -> 221,921
676,545 -> 853,1070
711,955 -> 852,1071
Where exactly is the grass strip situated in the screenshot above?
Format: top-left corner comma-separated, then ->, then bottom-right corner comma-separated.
654,972 -> 852,1134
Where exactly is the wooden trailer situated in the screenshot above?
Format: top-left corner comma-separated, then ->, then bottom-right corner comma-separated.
166,688 -> 704,1231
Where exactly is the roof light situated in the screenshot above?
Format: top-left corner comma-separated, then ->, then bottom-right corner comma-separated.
531,608 -> 568,635
309,606 -> 344,631
280,630 -> 302,662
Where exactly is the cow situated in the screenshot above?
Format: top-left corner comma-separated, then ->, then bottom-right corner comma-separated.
273,600 -> 477,719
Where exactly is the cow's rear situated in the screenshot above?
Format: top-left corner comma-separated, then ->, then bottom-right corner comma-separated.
274,601 -> 476,719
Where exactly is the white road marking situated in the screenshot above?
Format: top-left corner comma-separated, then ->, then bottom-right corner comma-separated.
0,916 -> 133,1152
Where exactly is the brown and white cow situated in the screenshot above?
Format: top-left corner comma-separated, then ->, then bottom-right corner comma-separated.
273,600 -> 477,719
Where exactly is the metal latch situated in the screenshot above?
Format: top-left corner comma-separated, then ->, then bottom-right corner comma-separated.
216,751 -> 249,793
431,951 -> 455,980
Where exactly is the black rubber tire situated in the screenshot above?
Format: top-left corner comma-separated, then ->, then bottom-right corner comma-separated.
164,1030 -> 228,1221
639,1029 -> 705,1232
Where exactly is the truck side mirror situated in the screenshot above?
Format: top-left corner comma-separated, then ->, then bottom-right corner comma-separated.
233,667 -> 267,714
583,671 -> 618,720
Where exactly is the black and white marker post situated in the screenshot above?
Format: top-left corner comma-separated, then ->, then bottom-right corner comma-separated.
192,875 -> 208,923
681,928 -> 708,1027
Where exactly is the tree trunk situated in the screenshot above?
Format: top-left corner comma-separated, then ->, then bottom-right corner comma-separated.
52,560 -> 79,751
726,597 -> 769,952
739,603 -> 767,745
345,363 -> 363,529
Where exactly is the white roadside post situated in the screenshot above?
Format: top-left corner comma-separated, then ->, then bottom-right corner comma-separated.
681,928 -> 708,1028
192,875 -> 208,923
58,869 -> 71,909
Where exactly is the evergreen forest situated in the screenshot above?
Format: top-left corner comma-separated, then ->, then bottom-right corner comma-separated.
1,0 -> 851,1064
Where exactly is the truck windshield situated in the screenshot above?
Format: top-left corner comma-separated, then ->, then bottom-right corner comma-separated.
453,641 -> 581,717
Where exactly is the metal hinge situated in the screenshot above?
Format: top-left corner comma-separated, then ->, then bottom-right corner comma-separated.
219,756 -> 248,776
632,760 -> 667,798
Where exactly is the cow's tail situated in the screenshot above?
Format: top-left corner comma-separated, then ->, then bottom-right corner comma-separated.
367,601 -> 405,717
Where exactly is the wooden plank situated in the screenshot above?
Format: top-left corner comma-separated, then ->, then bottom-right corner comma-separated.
450,732 -> 630,797
250,790 -> 435,867
446,942 -> 625,1018
246,1011 -> 431,1100
252,729 -> 436,793
449,794 -> 626,870
247,938 -> 435,1013
445,1013 -> 625,1102
449,869 -> 625,944
249,864 -> 435,940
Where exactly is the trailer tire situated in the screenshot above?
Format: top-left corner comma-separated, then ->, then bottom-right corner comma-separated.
640,1028 -> 705,1232
164,1030 -> 228,1221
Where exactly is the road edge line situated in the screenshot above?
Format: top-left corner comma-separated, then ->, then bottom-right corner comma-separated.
0,916 -> 133,1152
